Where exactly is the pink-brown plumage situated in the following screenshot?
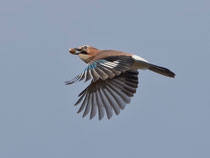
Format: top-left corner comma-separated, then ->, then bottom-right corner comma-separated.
66,45 -> 175,120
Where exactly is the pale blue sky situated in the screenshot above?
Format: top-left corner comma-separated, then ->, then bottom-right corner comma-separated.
0,0 -> 210,158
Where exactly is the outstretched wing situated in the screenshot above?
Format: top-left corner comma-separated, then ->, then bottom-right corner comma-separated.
65,56 -> 134,84
74,70 -> 139,120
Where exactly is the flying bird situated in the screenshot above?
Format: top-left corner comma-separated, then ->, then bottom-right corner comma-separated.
66,45 -> 175,120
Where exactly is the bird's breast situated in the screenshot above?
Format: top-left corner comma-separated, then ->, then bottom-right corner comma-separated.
78,54 -> 92,63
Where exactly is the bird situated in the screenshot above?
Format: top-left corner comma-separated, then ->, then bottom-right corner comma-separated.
66,45 -> 175,120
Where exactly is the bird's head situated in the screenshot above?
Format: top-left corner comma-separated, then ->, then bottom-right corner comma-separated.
69,45 -> 99,63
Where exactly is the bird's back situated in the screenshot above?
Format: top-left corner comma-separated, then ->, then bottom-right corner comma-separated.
91,50 -> 132,62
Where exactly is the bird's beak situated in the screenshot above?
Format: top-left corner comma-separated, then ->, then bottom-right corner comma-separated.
69,48 -> 81,55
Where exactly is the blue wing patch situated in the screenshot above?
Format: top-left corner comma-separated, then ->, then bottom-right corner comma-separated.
85,60 -> 106,71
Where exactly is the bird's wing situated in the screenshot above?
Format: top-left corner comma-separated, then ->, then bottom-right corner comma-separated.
65,55 -> 134,85
74,70 -> 139,120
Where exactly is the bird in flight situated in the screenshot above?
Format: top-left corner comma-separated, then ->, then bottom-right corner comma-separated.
66,45 -> 175,120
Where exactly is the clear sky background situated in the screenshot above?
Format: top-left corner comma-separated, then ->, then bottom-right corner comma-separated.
0,0 -> 210,158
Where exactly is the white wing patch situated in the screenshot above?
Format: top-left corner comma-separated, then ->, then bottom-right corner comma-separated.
131,55 -> 149,70
132,55 -> 148,63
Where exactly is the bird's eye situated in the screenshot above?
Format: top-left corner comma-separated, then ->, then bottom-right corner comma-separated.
80,51 -> 88,55
83,46 -> 88,49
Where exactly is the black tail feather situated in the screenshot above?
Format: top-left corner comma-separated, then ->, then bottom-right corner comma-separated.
148,64 -> 175,78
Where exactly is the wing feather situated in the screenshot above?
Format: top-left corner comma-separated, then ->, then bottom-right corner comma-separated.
95,85 -> 105,120
74,70 -> 138,119
65,56 -> 134,84
98,87 -> 113,119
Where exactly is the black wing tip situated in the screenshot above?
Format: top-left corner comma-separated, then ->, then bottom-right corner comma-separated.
65,81 -> 73,85
90,115 -> 95,120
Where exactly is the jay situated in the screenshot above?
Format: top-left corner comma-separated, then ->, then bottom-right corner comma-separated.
66,45 -> 175,120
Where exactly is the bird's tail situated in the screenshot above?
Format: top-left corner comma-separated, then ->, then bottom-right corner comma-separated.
148,64 -> 175,78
